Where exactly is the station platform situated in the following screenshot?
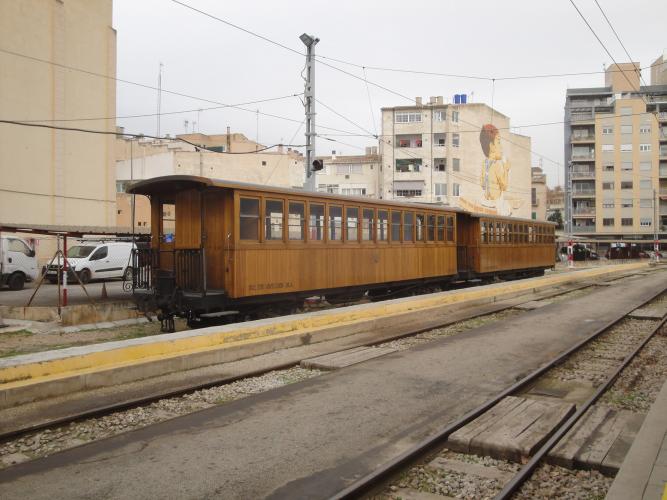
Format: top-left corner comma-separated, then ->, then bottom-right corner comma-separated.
606,379 -> 667,500
0,266 -> 664,499
0,263 -> 648,410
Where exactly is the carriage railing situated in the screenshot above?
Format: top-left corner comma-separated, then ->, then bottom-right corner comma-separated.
131,247 -> 204,294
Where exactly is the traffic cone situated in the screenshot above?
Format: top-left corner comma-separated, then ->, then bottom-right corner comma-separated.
101,282 -> 108,300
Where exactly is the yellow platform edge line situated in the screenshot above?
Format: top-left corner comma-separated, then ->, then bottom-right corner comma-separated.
0,263 -> 648,388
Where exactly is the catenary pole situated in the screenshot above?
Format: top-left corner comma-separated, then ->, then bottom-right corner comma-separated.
300,33 -> 319,192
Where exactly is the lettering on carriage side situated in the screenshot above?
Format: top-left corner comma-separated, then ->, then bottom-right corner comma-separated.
249,282 -> 294,292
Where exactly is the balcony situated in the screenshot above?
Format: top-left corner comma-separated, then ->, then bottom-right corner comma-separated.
660,166 -> 667,178
572,190 -> 596,198
572,225 -> 596,233
659,112 -> 667,122
570,134 -> 595,143
572,152 -> 595,161
660,147 -> 667,158
573,207 -> 596,216
396,134 -> 422,148
571,112 -> 594,122
571,170 -> 595,179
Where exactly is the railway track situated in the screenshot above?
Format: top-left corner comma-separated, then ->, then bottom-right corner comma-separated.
329,291 -> 667,500
0,272 -> 634,467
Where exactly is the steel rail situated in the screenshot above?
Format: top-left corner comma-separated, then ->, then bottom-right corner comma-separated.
0,277 -> 602,444
494,313 -> 667,499
329,281 -> 666,500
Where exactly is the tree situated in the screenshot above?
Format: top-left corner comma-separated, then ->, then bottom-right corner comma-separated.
548,209 -> 564,230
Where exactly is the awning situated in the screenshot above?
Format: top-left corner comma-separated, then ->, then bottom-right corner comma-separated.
393,181 -> 425,190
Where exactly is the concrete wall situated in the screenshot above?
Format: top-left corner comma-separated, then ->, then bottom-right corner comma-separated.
0,0 -> 116,228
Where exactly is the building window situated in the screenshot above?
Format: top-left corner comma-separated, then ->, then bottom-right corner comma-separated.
604,163 -> 614,172
434,158 -> 446,171
395,189 -> 422,197
341,187 -> 367,196
621,218 -> 633,226
261,160 -> 267,166
336,164 -> 363,175
116,181 -> 129,193
603,218 -> 614,226
434,133 -> 446,146
640,144 -> 651,152
395,159 -> 422,172
621,181 -> 633,189
602,126 -> 613,134
621,125 -> 633,134
452,110 -> 459,123
434,183 -> 447,196
433,110 -> 446,122
265,200 -> 284,240
640,198 -> 653,208
640,180 -> 652,190
640,217 -> 652,227
452,133 -> 460,147
621,199 -> 633,208
602,182 -> 614,190
239,198 -> 260,241
602,199 -> 614,208
395,112 -> 422,123
620,107 -> 632,116
531,188 -> 537,206
602,144 -> 614,152
318,184 -> 339,194
640,161 -> 652,171
452,183 -> 461,196
453,158 -> 460,171
639,125 -> 651,134
621,144 -> 632,152
621,161 -> 633,171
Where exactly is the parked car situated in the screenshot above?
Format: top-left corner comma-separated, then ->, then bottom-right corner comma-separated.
0,236 -> 38,290
45,241 -> 135,284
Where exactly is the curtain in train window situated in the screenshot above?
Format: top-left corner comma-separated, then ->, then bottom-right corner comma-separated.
239,198 -> 259,241
288,202 -> 305,240
362,208 -> 375,241
265,199 -> 284,240
309,203 -> 324,241
329,205 -> 343,241
346,207 -> 359,242
415,213 -> 425,241
377,210 -> 388,242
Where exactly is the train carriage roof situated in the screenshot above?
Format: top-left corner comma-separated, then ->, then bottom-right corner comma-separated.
128,175 -> 555,226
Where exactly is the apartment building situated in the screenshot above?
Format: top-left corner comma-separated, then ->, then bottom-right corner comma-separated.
547,186 -> 565,221
564,57 -> 667,239
380,97 -> 532,219
531,167 -> 548,220
115,131 -> 304,228
0,0 -> 117,228
314,147 -> 381,197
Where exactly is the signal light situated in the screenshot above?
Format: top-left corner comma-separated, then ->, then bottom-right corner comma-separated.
311,159 -> 324,172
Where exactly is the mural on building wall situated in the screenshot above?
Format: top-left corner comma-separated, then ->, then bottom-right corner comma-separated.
458,123 -> 525,216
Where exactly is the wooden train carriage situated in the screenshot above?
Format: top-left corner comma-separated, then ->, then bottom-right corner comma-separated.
129,175 -> 459,316
455,212 -> 556,277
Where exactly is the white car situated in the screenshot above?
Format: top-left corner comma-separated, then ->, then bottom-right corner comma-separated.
0,236 -> 38,290
46,241 -> 135,284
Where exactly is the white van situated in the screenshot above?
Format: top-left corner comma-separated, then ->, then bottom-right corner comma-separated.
46,241 -> 135,284
0,236 -> 39,290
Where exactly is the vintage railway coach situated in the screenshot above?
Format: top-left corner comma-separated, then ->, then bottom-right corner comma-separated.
129,175 -> 462,328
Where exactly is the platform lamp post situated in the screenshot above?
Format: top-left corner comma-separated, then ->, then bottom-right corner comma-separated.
300,32 -> 320,192
654,188 -> 660,263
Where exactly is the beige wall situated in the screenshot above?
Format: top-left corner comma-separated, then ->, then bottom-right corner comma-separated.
380,101 -> 532,218
314,152 -> 381,197
0,0 -> 116,228
531,168 -> 547,221
605,62 -> 641,92
116,193 -> 151,229
650,54 -> 666,86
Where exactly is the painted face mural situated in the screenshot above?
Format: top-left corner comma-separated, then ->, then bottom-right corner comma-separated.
457,123 -> 524,217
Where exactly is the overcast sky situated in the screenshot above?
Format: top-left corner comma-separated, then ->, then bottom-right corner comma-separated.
113,0 -> 667,187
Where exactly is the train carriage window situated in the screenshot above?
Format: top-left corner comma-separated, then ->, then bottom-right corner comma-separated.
346,207 -> 359,242
437,215 -> 445,242
495,222 -> 501,243
288,201 -> 305,240
501,223 -> 506,243
528,225 -> 534,243
329,205 -> 343,241
160,202 -> 176,243
309,203 -> 325,241
487,221 -> 493,244
446,216 -> 455,242
403,212 -> 414,242
391,211 -> 402,242
481,221 -> 487,244
265,199 -> 284,241
377,210 -> 389,242
427,214 -> 436,242
507,223 -> 513,244
239,198 -> 260,241
416,213 -> 425,242
362,208 -> 375,241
